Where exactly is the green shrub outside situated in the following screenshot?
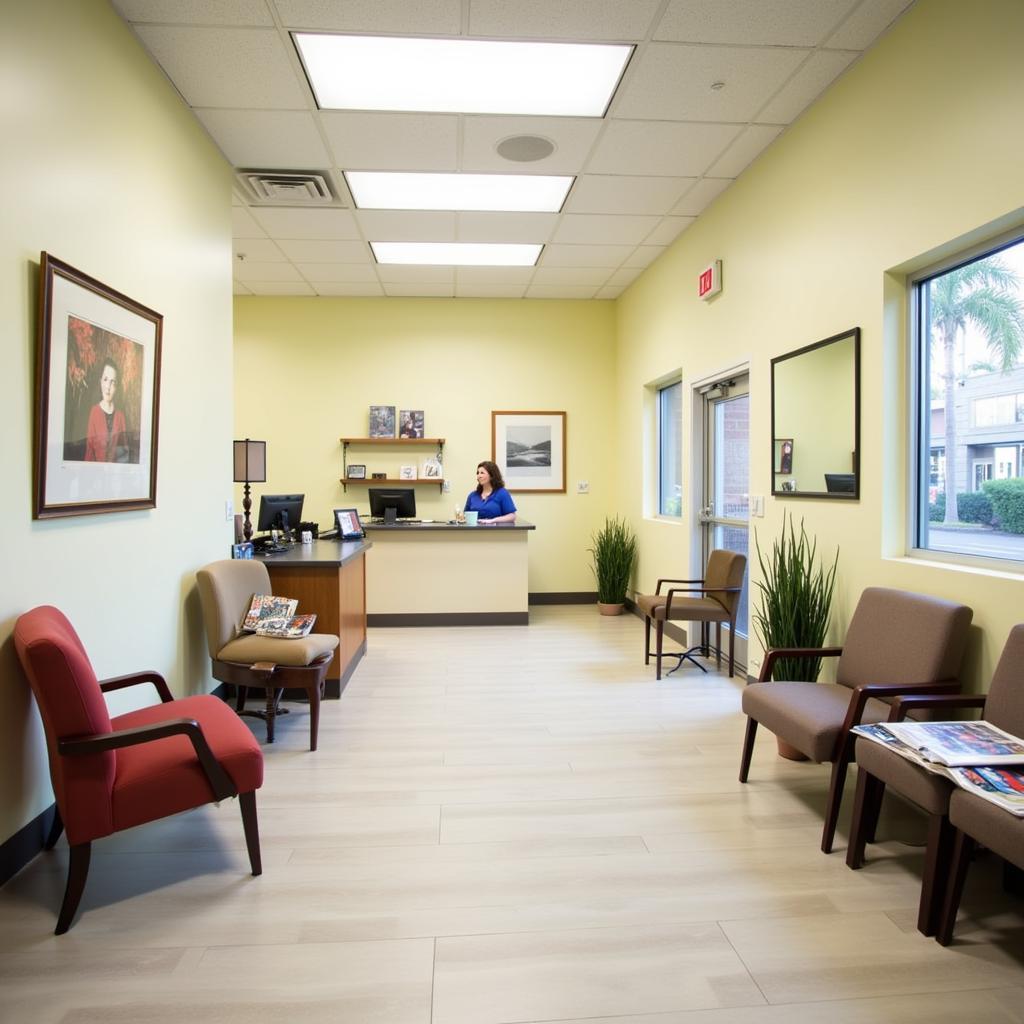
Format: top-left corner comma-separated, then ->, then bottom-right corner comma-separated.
928,490 -> 994,525
983,478 -> 1024,534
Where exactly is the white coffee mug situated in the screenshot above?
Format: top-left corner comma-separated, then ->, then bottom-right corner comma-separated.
464,511 -> 479,527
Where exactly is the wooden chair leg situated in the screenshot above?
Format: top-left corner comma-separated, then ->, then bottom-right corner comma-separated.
235,684 -> 247,712
727,624 -> 735,678
44,806 -> 64,850
937,830 -> 976,946
715,623 -> 722,668
821,752 -> 852,854
308,682 -> 321,752
863,774 -> 886,844
920,813 -> 955,936
644,615 -> 651,665
55,842 -> 91,935
739,717 -> 757,783
239,790 -> 262,876
264,688 -> 284,743
846,770 -> 883,870
655,620 -> 664,680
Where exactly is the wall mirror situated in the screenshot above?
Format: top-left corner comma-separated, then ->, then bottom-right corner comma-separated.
771,327 -> 860,499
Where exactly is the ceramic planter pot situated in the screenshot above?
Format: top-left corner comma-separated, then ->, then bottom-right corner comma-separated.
597,602 -> 624,616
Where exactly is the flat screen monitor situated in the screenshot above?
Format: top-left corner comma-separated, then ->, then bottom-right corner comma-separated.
824,473 -> 856,494
368,487 -> 416,524
257,493 -> 304,535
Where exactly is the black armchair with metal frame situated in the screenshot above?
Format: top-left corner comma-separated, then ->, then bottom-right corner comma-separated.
636,549 -> 747,679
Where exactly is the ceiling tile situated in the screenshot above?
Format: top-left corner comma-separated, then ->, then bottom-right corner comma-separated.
541,243 -> 634,267
314,282 -> 385,296
295,263 -> 380,282
275,0 -> 462,34
671,177 -> 732,216
606,266 -> 644,287
756,49 -> 858,123
825,0 -> 913,49
455,283 -> 528,298
654,0 -> 859,47
456,266 -> 536,285
233,281 -> 253,295
377,266 -> 456,284
468,0 -> 662,40
356,210 -> 457,242
251,207 -> 361,239
234,261 -> 304,282
456,213 -> 557,243
195,110 -> 330,169
233,238 -> 287,261
596,285 -> 626,298
553,214 -> 661,246
614,43 -> 808,122
461,116 -> 603,174
525,285 -> 599,299
532,266 -> 614,286
384,283 -> 456,297
565,175 -> 695,215
623,245 -> 666,269
589,120 -> 741,176
321,112 -> 459,171
277,239 -> 369,262
705,124 -> 783,177
232,206 -> 268,238
133,26 -> 308,108
244,281 -> 317,295
112,0 -> 273,25
643,216 -> 694,245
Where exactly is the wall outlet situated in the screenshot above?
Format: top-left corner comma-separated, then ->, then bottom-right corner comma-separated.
442,479 -> 450,493
577,480 -> 589,494
224,500 -> 234,521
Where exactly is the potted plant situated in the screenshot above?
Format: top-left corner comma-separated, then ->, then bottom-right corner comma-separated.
589,516 -> 638,615
752,513 -> 839,759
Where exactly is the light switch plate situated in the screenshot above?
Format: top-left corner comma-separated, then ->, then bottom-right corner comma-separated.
225,500 -> 234,521
751,495 -> 764,517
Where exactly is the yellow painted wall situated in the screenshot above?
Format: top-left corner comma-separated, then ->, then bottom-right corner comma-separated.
615,0 -> 1024,684
233,297 -> 617,592
1,2 -> 234,842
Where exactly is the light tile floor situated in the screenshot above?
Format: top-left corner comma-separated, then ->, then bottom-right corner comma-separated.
2,607 -> 1023,1022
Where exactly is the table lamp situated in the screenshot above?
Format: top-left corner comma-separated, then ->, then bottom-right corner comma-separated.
233,439 -> 266,541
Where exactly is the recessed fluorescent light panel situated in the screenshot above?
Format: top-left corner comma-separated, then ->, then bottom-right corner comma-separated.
295,34 -> 632,117
347,172 -> 572,212
371,242 -> 542,267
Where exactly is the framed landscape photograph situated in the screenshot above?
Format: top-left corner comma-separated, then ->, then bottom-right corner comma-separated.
33,253 -> 162,519
492,410 -> 566,493
399,409 -> 425,438
369,405 -> 395,437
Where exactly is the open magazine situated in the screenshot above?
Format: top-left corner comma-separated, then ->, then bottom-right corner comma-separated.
241,594 -> 316,639
853,722 -> 1024,816
872,720 -> 1024,767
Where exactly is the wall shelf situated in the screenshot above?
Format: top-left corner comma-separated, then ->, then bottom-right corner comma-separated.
340,437 -> 445,492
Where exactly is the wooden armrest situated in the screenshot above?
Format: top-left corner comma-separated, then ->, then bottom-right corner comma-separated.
757,646 -> 843,682
99,671 -> 173,703
887,693 -> 987,722
58,718 -> 236,802
655,577 -> 702,594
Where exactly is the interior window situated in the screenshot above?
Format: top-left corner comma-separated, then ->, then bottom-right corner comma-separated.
658,380 -> 682,517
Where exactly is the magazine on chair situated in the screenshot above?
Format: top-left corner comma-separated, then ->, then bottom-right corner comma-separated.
241,594 -> 316,638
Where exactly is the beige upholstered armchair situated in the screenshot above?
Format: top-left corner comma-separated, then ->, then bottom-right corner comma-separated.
636,549 -> 747,679
739,587 -> 973,855
197,559 -> 339,751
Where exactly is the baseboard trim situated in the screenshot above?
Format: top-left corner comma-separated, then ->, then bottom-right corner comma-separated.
367,612 -> 528,627
528,592 -> 598,605
0,803 -> 58,888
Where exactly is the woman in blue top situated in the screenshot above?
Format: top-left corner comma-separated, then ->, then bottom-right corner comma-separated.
465,460 -> 517,525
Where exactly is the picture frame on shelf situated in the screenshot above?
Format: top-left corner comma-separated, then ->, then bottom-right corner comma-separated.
492,410 -> 566,493
420,456 -> 443,479
371,472 -> 387,479
347,464 -> 367,479
399,409 -> 425,438
33,253 -> 163,519
399,464 -> 417,480
369,405 -> 395,437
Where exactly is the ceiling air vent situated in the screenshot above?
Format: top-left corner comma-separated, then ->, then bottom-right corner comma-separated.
236,170 -> 342,206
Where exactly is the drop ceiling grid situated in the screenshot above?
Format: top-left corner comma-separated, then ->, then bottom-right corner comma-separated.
112,0 -> 917,298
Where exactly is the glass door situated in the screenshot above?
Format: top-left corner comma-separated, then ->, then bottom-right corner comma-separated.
699,375 -> 750,670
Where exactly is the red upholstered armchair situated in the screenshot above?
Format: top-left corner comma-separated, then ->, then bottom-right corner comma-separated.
14,605 -> 264,934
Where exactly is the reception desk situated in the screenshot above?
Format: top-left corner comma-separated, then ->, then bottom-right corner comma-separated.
364,520 -> 534,626
256,538 -> 369,697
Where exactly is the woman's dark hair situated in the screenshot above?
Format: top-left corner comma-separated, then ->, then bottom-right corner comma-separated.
476,460 -> 505,494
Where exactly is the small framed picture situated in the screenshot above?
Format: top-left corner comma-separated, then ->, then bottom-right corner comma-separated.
399,464 -> 417,480
231,541 -> 254,559
420,456 -> 443,479
369,405 -> 395,437
333,507 -> 364,539
347,464 -> 367,479
371,471 -> 387,479
399,409 -> 425,438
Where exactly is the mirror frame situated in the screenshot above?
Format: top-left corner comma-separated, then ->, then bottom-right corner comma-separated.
770,327 -> 861,500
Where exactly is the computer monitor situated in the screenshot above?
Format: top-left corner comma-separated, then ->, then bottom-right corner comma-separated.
368,487 -> 416,525
824,473 -> 856,494
256,493 -> 304,536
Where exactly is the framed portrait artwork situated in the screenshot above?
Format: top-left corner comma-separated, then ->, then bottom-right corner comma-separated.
491,410 -> 566,493
33,253 -> 162,519
369,405 -> 396,438
399,409 -> 425,438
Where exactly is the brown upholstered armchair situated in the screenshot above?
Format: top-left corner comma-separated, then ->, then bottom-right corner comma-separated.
847,625 -> 1024,937
739,587 -> 973,855
636,549 -> 747,679
197,559 -> 339,751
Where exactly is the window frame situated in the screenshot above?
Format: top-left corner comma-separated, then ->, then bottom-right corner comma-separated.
656,377 -> 683,519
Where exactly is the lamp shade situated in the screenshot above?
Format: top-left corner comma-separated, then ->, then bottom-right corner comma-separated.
233,439 -> 266,483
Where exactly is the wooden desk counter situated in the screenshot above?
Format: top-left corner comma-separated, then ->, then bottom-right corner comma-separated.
256,538 -> 370,696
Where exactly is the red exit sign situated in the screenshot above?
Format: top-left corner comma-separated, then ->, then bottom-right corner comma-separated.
698,260 -> 722,300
